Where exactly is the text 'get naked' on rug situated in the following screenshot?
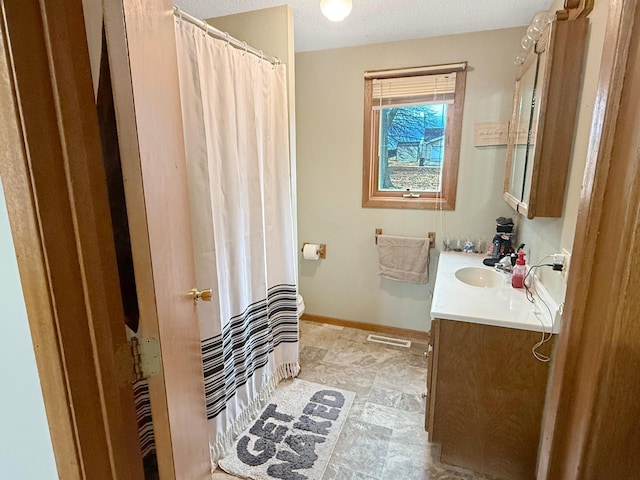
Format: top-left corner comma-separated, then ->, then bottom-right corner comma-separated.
218,378 -> 355,480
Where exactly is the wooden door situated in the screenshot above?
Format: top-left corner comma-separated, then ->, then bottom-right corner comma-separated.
0,0 -> 144,478
102,1 -> 211,478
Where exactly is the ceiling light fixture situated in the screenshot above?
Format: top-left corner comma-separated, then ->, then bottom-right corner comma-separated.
320,0 -> 352,22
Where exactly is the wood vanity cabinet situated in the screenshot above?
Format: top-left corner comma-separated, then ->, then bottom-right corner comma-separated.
424,318 -> 554,480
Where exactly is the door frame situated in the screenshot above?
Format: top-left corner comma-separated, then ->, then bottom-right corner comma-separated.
538,0 -> 640,477
0,0 -> 143,478
1,0 -> 211,478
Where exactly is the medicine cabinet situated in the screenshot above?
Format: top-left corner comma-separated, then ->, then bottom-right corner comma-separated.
503,14 -> 588,219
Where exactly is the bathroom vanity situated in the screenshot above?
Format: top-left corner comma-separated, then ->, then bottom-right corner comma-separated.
426,252 -> 558,480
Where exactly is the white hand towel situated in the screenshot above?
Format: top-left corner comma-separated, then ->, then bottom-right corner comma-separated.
377,234 -> 430,284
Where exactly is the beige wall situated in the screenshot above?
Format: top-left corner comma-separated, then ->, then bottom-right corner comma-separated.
295,28 -> 522,331
517,1 -> 609,304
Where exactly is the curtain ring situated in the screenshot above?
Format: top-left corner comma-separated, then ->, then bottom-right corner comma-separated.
242,41 -> 248,55
201,20 -> 207,36
224,32 -> 231,46
259,50 -> 264,61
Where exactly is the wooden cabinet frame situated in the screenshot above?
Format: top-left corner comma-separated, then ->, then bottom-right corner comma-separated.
503,16 -> 588,218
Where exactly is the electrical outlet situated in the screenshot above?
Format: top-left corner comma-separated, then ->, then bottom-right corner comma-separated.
552,254 -> 565,269
561,248 -> 571,282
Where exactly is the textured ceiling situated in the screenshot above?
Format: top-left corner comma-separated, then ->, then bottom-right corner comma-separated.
174,0 -> 554,52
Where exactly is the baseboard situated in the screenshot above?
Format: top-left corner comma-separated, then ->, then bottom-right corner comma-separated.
301,313 -> 430,342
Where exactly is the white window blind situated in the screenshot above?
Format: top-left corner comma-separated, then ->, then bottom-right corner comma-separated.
372,73 -> 457,109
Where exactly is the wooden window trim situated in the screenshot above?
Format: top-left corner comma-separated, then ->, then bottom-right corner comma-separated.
362,65 -> 466,210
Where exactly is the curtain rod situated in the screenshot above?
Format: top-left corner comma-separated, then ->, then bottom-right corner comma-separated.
173,6 -> 281,66
364,62 -> 467,79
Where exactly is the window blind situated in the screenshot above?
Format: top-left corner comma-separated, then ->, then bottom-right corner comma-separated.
372,73 -> 457,109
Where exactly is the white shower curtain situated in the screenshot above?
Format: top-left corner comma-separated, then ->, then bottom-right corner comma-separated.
174,18 -> 299,464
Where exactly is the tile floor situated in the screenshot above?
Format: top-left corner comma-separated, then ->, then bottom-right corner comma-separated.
214,320 -> 489,480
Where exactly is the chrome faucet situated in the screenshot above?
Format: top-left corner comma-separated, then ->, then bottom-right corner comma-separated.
495,256 -> 513,274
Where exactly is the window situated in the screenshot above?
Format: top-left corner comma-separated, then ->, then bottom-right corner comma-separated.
362,63 -> 467,209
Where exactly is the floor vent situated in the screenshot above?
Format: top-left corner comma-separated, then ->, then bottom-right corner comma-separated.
366,334 -> 411,348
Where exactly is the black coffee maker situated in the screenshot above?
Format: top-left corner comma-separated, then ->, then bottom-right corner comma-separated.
483,217 -> 515,267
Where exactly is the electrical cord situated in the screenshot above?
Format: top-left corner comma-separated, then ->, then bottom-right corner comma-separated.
523,256 -> 555,362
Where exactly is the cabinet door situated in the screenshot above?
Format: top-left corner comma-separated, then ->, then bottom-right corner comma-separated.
503,17 -> 588,218
424,319 -> 440,438
432,320 -> 553,480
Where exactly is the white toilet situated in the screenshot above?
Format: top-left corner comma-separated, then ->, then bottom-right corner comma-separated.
296,294 -> 305,319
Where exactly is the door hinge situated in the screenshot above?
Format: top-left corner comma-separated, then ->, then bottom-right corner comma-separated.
130,336 -> 161,382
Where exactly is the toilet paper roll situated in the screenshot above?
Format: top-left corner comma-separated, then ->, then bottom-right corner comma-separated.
302,243 -> 320,260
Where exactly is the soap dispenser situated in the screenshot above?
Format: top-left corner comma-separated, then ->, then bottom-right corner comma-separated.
512,251 -> 526,289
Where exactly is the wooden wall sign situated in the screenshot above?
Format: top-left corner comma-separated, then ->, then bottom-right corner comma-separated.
473,121 -> 509,146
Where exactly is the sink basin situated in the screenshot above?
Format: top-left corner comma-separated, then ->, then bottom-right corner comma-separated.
455,267 -> 505,288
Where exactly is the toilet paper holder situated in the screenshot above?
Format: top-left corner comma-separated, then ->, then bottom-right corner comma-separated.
301,243 -> 326,259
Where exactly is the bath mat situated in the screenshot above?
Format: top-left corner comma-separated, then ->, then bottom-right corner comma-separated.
218,379 -> 354,480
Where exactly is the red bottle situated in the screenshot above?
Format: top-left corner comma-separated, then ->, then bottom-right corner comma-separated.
512,251 -> 526,288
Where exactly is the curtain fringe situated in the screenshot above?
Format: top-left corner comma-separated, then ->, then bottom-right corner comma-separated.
209,361 -> 301,472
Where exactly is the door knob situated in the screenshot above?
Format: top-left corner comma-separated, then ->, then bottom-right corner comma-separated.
190,288 -> 212,303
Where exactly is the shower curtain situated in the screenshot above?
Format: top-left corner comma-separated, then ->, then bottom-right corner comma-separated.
174,18 -> 299,464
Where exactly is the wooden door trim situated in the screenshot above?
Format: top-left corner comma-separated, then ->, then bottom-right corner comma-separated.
0,1 -> 144,478
0,6 -> 81,478
537,0 -> 638,477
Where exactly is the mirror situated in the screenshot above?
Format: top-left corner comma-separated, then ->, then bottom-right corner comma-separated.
503,15 -> 588,219
506,50 -> 537,205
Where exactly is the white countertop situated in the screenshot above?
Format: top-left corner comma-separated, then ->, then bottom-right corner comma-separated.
430,251 -> 561,333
